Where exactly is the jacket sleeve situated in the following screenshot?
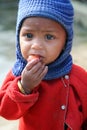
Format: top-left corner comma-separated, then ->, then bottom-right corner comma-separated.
0,70 -> 39,120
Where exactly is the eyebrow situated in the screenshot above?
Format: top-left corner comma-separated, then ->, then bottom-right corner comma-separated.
21,27 -> 59,33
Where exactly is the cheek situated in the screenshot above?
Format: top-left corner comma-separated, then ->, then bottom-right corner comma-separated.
20,43 -> 30,60
45,48 -> 59,64
49,49 -> 60,60
47,42 -> 65,63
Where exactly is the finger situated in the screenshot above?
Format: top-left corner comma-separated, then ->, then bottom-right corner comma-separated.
28,62 -> 44,74
22,62 -> 44,81
35,64 -> 46,75
39,66 -> 48,79
35,66 -> 48,81
26,58 -> 39,70
29,66 -> 48,87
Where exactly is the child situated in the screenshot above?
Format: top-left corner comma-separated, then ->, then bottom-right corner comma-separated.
0,0 -> 87,129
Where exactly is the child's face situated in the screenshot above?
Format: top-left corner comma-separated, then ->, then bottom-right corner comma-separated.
20,17 -> 66,64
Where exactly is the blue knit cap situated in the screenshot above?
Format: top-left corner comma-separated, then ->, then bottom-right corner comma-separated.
12,0 -> 74,80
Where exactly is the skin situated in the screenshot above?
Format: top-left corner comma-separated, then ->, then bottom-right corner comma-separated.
19,17 -> 66,93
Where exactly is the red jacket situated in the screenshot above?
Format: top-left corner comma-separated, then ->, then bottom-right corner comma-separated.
0,64 -> 87,130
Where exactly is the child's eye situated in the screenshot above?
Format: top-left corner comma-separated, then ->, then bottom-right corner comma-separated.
45,34 -> 54,40
26,33 -> 33,39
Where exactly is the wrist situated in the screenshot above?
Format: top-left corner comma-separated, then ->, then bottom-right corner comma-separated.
18,80 -> 32,95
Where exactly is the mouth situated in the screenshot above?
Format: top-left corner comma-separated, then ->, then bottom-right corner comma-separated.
27,54 -> 44,62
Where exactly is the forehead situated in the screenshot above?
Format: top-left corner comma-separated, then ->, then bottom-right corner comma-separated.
21,17 -> 65,31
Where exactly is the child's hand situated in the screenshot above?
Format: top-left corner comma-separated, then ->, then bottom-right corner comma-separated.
21,56 -> 48,93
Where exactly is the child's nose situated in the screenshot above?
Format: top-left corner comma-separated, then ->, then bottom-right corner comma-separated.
31,42 -> 43,50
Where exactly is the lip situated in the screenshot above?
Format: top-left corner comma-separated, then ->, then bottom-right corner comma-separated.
28,53 -> 44,62
30,51 -> 44,57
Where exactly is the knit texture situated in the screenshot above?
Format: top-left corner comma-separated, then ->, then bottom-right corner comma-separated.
12,0 -> 74,80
